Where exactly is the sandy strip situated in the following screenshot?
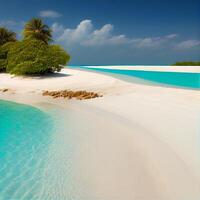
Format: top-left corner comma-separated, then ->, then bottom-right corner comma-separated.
83,65 -> 200,73
0,68 -> 200,200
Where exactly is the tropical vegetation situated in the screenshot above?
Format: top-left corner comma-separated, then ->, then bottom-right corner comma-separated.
23,18 -> 52,44
0,18 -> 70,74
0,27 -> 16,46
173,61 -> 200,66
0,42 -> 15,72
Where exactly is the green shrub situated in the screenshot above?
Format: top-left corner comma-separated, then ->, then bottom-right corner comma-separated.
173,61 -> 200,66
0,49 -> 7,71
0,42 -> 15,72
44,44 -> 70,73
7,39 -> 70,75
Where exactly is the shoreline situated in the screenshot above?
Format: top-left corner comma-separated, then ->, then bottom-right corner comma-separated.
83,65 -> 200,73
1,68 -> 200,199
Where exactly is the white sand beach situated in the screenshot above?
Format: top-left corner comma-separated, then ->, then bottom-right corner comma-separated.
0,68 -> 200,200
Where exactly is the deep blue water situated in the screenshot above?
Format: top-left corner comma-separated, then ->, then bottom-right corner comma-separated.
0,100 -> 53,199
72,66 -> 200,89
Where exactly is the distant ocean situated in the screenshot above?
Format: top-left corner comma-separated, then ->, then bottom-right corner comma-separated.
71,66 -> 200,89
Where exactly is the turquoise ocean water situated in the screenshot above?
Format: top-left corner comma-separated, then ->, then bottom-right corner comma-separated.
0,100 -> 86,199
72,66 -> 200,89
0,100 -> 54,199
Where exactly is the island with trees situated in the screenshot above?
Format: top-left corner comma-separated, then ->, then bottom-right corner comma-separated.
0,18 -> 70,75
0,19 -> 103,100
173,61 -> 200,66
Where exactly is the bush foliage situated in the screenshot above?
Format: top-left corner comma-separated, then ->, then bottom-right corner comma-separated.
0,42 -> 15,72
0,18 -> 70,75
4,39 -> 70,75
173,61 -> 200,66
0,47 -> 7,72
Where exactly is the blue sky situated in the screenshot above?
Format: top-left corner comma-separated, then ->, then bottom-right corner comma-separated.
0,0 -> 199,65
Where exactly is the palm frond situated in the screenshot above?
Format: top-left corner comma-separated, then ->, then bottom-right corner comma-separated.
23,18 -> 52,44
0,27 -> 17,45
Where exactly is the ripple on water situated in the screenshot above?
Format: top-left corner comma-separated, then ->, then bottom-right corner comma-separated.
0,100 -> 85,200
0,100 -> 55,199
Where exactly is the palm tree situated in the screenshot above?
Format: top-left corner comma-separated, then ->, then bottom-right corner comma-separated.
0,27 -> 17,46
23,18 -> 52,44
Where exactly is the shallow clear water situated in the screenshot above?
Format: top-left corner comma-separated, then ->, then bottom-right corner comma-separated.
0,100 -> 89,199
72,66 -> 200,89
0,100 -> 54,199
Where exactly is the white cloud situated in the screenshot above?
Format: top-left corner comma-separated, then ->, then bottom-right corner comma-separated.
135,37 -> 162,48
52,20 -> 130,47
165,34 -> 178,39
82,24 -> 130,46
83,24 -> 113,45
132,34 -> 178,48
51,23 -> 65,38
0,20 -> 18,27
53,19 -> 194,50
175,40 -> 200,49
56,20 -> 93,45
39,10 -> 61,18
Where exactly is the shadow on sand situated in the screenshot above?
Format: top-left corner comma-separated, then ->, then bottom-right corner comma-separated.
26,72 -> 71,79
